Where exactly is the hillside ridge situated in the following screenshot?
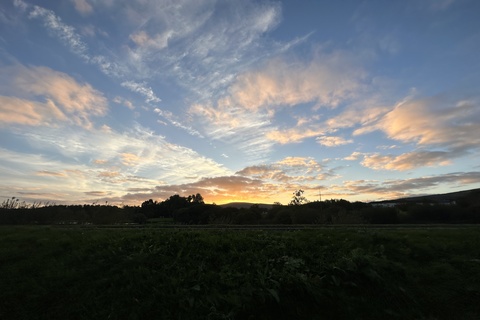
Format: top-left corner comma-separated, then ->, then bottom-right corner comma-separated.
219,188 -> 480,208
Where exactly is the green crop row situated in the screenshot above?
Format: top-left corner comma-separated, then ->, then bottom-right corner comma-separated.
0,226 -> 479,319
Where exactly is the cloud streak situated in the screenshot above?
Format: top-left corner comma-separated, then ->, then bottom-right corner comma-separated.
20,1 -> 216,138
325,171 -> 480,201
350,95 -> 480,171
72,0 -> 93,15
357,97 -> 480,150
228,52 -> 365,111
316,136 -> 353,147
0,65 -> 107,129
190,50 -> 366,157
360,151 -> 452,171
0,121 -> 232,203
237,157 -> 327,183
121,81 -> 161,103
121,0 -> 283,93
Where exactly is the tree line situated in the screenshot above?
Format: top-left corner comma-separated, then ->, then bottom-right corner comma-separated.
0,190 -> 479,225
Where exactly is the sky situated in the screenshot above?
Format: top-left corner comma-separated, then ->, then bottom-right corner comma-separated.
1,0 -> 480,206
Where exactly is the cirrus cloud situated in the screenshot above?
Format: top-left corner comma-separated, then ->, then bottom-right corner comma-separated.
191,50 -> 366,152
360,150 -> 452,171
316,136 -> 353,147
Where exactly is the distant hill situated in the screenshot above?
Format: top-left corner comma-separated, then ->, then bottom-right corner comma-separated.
220,188 -> 480,208
219,202 -> 274,209
372,188 -> 480,204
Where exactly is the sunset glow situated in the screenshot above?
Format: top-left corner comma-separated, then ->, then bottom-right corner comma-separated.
1,0 -> 479,205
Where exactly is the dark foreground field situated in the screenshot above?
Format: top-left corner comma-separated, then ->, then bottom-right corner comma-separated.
1,226 -> 479,319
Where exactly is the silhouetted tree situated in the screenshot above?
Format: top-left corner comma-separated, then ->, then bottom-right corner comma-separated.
140,199 -> 159,218
187,193 -> 204,204
289,189 -> 308,206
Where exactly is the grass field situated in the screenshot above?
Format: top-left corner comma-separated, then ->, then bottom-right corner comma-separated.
1,226 -> 479,319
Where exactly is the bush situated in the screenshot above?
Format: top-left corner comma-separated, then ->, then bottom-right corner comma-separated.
362,207 -> 398,224
133,213 -> 147,224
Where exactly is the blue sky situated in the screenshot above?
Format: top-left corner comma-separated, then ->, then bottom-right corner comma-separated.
1,0 -> 479,205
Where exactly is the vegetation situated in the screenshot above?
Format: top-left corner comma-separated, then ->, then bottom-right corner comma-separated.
1,189 -> 479,225
1,226 -> 479,319
1,190 -> 479,318
289,189 -> 309,206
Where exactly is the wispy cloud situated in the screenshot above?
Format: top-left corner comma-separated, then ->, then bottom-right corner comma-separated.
129,30 -> 173,50
0,64 -> 107,129
120,153 -> 141,167
13,0 -> 28,11
72,0 -> 93,15
20,1 -> 214,138
427,0 -> 456,11
267,100 -> 382,144
352,95 -> 480,170
357,97 -> 480,148
1,121 -> 232,203
325,103 -> 389,133
325,171 -> 480,201
120,175 -> 272,205
360,151 -> 453,171
29,5 -> 90,60
119,173 -> 323,205
113,96 -> 135,110
266,126 -> 326,145
84,191 -> 111,197
237,157 -> 326,183
0,147 -> 89,202
189,101 -> 274,162
316,136 -> 353,147
153,108 -> 204,138
121,0 -> 283,93
15,0 -> 314,147
227,52 -> 365,112
190,50 -> 365,156
344,152 -> 363,161
24,2 -> 124,79
35,170 -> 68,177
20,123 -> 229,184
121,81 -> 161,103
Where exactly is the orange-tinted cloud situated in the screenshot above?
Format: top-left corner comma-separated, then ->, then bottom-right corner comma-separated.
122,175 -> 286,205
266,127 -> 326,144
130,30 -> 173,50
84,191 -> 110,197
236,157 -> 326,183
325,171 -> 480,202
113,156 -> 330,205
190,52 -> 364,149
344,152 -> 363,161
0,65 -> 107,128
359,97 -> 480,149
316,136 -> 353,147
0,96 -> 51,126
352,96 -> 480,171
72,0 -> 93,15
35,170 -> 67,177
120,153 -> 141,166
360,151 -> 452,171
98,171 -> 121,178
229,53 -> 364,111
